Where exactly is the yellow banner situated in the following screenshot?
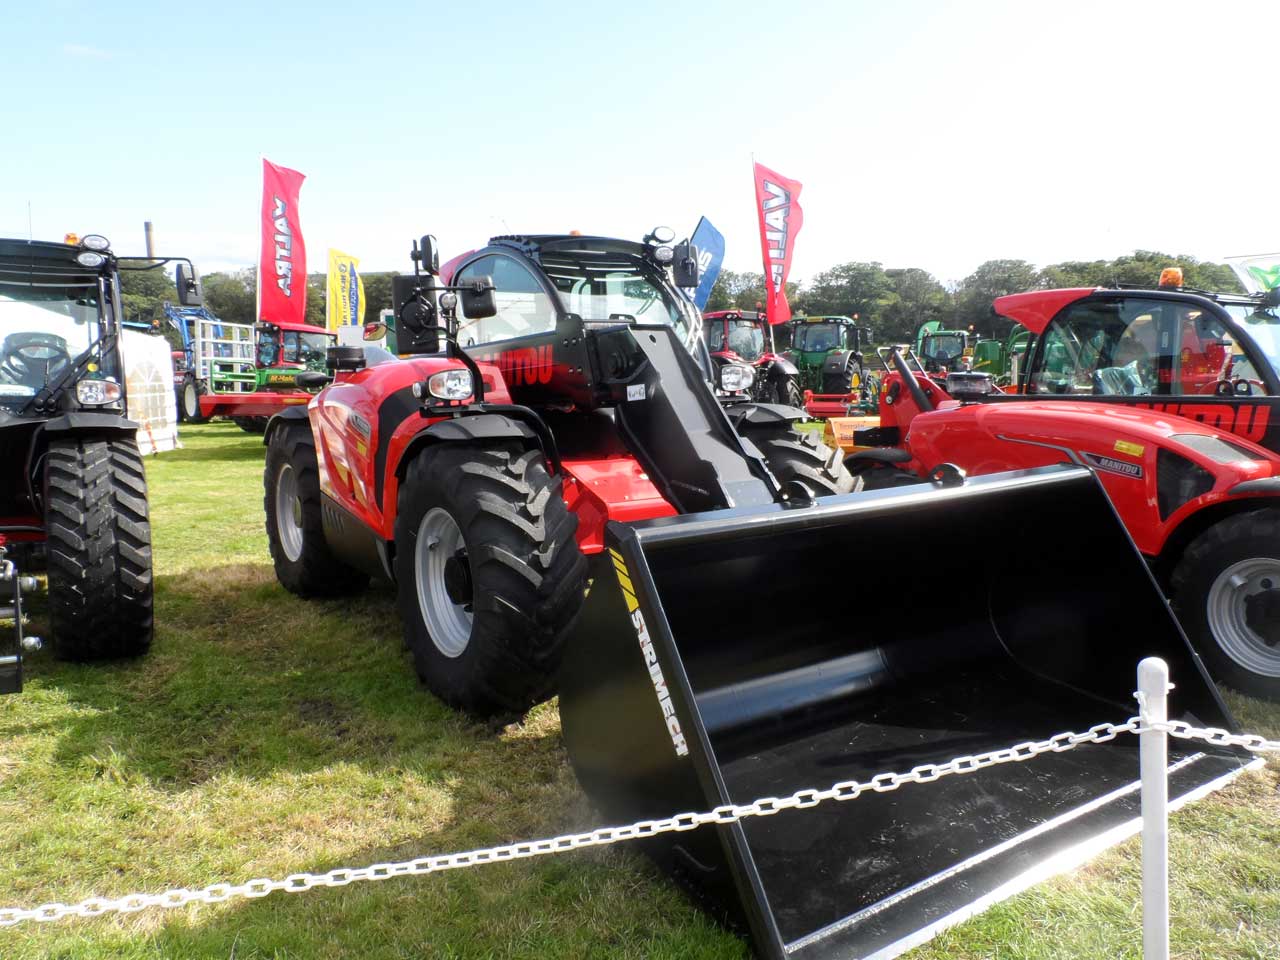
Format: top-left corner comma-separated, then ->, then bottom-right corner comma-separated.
326,249 -> 365,332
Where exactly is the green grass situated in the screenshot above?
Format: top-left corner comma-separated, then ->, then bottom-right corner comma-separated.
1,420 -> 1276,958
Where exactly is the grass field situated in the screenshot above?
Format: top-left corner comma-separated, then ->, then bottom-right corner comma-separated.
1,421 -> 1277,959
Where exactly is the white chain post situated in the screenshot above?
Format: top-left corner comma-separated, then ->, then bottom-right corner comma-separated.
1137,657 -> 1170,960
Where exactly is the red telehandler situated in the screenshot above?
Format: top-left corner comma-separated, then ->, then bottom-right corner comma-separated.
261,230 -> 1249,960
852,325 -> 1280,701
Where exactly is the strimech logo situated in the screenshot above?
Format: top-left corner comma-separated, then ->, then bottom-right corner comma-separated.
759,179 -> 793,288
271,196 -> 294,297
609,547 -> 689,757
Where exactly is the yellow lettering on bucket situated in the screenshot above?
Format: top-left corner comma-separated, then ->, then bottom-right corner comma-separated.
612,549 -> 689,757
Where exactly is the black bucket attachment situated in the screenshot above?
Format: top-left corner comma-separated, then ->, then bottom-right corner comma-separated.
560,464 -> 1250,960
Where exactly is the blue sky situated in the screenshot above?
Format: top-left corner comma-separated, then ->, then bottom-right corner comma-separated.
2,0 -> 1276,284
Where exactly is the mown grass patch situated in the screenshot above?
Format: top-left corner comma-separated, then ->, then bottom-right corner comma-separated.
1,420 -> 1276,958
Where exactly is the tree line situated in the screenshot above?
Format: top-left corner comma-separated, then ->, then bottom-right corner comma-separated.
706,251 -> 1243,346
120,250 -> 1243,351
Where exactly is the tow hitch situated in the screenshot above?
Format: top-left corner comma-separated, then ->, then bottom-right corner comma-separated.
0,543 -> 43,695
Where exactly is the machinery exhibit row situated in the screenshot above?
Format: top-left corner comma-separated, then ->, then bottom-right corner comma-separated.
1,226 -> 1275,958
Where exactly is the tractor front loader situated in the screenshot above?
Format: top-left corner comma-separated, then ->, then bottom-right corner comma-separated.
263,229 -> 1249,959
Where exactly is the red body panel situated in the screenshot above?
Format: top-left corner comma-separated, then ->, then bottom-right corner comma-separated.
0,517 -> 45,543
560,458 -> 676,554
879,371 -> 1280,557
308,357 -> 678,553
200,392 -> 312,418
803,389 -> 858,419
993,288 -> 1095,335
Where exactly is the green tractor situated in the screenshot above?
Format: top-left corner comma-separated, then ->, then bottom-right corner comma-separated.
784,314 -> 877,417
914,321 -> 976,376
971,325 -> 1035,388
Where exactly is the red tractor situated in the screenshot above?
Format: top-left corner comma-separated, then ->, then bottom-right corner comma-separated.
701,309 -> 802,405
851,323 -> 1280,700
263,230 -> 854,716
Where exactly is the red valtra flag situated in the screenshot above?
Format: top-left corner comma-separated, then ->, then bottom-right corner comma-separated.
258,158 -> 307,325
752,161 -> 804,324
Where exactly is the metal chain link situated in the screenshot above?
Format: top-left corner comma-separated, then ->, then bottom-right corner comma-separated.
0,718 -> 1140,928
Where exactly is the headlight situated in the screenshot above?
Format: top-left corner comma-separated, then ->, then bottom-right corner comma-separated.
653,246 -> 675,264
80,234 -> 110,251
76,251 -> 106,268
719,363 -> 755,393
424,368 -> 473,401
76,379 -> 122,406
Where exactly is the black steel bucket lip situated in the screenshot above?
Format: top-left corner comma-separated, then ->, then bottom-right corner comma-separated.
629,464 -> 1094,550
786,751 -> 1263,959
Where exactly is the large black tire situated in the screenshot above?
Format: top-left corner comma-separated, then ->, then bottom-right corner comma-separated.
180,376 -> 209,424
1170,509 -> 1280,702
847,462 -> 927,490
46,436 -> 153,660
264,422 -> 369,597
393,442 -> 587,717
774,377 -> 803,407
739,421 -> 859,497
234,416 -> 269,434
821,363 -> 854,396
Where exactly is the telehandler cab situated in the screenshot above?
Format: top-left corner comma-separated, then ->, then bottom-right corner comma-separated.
263,229 -> 1249,960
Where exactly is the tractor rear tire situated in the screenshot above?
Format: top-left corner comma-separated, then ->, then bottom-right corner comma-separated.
821,364 -> 854,397
265,422 -> 369,597
393,442 -> 587,717
46,436 -> 154,660
1170,508 -> 1280,702
740,421 -> 859,497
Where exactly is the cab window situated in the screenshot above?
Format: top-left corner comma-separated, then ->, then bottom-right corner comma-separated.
1029,298 -> 1171,396
1031,297 -> 1272,397
706,322 -> 725,352
454,255 -> 556,347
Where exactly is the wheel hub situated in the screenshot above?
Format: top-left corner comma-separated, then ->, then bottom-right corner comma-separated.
1207,557 -> 1280,677
1244,583 -> 1280,647
414,507 -> 474,659
274,462 -> 305,563
443,550 -> 473,607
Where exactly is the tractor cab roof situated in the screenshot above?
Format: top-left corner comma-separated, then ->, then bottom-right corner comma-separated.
703,310 -> 762,321
792,314 -> 857,325
996,286 -> 1270,335
490,234 -> 650,262
260,319 -> 332,335
0,238 -> 106,290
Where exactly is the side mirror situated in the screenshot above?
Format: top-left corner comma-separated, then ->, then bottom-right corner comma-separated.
460,276 -> 497,320
672,242 -> 700,289
363,321 -> 387,342
391,274 -> 440,354
176,263 -> 203,307
414,235 -> 440,275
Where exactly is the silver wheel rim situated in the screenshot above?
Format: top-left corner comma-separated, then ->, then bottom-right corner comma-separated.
1206,556 -> 1280,678
183,382 -> 197,418
275,462 -> 305,562
414,507 -> 473,658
